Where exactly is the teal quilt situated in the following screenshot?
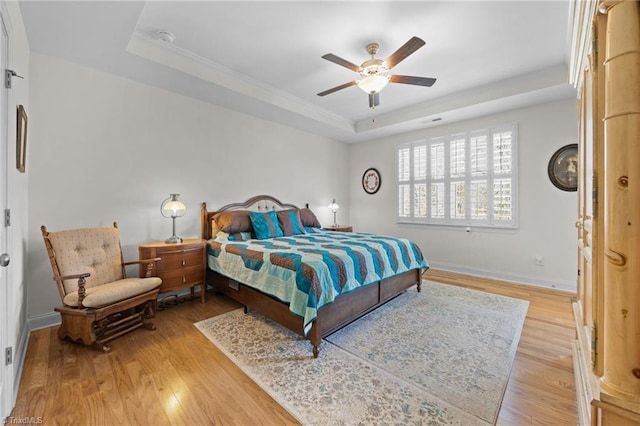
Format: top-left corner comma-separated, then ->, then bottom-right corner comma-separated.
207,230 -> 429,335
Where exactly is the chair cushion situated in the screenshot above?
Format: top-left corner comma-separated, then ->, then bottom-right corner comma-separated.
62,277 -> 162,308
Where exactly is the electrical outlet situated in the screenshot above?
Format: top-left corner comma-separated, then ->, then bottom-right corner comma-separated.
535,256 -> 544,266
5,347 -> 12,365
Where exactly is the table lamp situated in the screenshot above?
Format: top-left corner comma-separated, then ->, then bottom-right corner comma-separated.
161,194 -> 186,243
328,198 -> 340,227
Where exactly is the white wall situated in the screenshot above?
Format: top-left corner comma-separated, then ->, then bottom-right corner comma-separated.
26,53 -> 349,324
348,98 -> 578,291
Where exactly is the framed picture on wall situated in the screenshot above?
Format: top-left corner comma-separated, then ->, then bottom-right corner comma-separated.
362,167 -> 381,194
16,104 -> 27,173
548,144 -> 578,191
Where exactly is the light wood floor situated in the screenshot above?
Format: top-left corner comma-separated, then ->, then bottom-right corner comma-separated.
12,270 -> 577,425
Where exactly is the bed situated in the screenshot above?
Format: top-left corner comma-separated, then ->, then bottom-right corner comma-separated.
201,195 -> 428,357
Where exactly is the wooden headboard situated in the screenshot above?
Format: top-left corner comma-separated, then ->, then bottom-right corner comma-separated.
201,195 -> 302,239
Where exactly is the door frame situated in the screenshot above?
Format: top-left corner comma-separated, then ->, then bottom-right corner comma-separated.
0,1 -> 13,419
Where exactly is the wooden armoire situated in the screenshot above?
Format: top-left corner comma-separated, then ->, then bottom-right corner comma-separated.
570,1 -> 640,424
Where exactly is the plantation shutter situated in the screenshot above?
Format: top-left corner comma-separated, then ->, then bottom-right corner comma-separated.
396,123 -> 517,228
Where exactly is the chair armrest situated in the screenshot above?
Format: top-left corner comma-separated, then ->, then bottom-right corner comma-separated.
55,272 -> 91,281
123,257 -> 161,278
54,273 -> 91,305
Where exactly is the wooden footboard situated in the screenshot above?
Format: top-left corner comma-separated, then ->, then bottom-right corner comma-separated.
208,268 -> 422,357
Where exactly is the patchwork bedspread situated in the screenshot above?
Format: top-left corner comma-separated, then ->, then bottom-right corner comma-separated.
207,230 -> 429,334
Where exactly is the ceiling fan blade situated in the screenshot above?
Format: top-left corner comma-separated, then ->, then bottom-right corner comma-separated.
321,53 -> 362,72
368,92 -> 380,108
389,75 -> 436,87
384,36 -> 426,69
317,81 -> 358,97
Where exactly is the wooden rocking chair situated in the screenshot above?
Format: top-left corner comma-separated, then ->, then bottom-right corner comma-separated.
41,223 -> 162,352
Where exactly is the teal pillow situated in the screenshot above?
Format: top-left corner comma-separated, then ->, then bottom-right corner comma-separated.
249,211 -> 284,239
277,209 -> 307,236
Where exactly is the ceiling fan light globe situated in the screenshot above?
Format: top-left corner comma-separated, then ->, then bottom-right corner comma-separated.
357,75 -> 389,94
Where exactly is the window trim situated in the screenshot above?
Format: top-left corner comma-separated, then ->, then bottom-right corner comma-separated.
396,123 -> 518,229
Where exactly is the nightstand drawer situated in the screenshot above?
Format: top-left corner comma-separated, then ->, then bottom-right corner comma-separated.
156,248 -> 203,272
159,265 -> 204,291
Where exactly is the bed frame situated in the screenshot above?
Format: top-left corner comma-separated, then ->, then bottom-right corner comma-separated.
201,195 -> 422,358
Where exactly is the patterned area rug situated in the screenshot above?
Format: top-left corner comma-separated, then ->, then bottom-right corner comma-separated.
195,281 -> 528,425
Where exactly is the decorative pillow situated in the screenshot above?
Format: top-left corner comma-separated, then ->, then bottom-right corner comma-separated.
214,210 -> 252,233
277,209 -> 307,236
299,208 -> 322,228
249,211 -> 284,239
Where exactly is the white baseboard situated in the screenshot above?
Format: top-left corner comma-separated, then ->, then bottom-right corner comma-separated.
427,261 -> 576,293
12,323 -> 30,403
27,311 -> 60,331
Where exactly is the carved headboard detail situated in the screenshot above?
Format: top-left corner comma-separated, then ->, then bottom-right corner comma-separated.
201,195 -> 303,239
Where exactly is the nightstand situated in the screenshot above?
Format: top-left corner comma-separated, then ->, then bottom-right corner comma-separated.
138,239 -> 207,303
323,226 -> 353,232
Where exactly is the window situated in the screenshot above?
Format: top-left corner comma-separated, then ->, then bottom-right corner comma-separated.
397,123 -> 517,228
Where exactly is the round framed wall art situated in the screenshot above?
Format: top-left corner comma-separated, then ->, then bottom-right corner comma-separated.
362,168 -> 381,194
548,144 -> 578,192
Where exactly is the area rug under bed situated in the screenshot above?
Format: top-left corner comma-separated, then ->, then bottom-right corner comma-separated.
194,281 -> 529,425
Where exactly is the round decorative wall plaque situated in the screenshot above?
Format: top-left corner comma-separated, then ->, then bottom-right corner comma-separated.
548,144 -> 578,192
362,168 -> 381,194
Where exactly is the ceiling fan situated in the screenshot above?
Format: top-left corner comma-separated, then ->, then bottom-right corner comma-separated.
317,36 -> 436,109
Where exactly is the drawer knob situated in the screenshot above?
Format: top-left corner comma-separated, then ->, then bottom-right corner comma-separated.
183,276 -> 186,283
182,259 -> 186,266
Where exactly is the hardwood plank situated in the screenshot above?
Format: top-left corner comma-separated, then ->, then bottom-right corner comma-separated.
92,354 -> 127,424
147,360 -> 213,425
11,270 -> 577,425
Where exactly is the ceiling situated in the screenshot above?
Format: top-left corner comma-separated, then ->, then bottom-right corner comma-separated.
19,1 -> 576,143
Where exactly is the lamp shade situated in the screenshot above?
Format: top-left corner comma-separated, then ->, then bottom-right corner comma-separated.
328,199 -> 340,212
161,194 -> 186,218
357,75 -> 389,94
160,194 -> 186,243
